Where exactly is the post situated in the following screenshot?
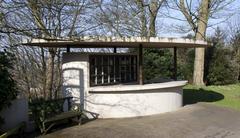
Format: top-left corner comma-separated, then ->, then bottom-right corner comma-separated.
67,45 -> 70,53
138,44 -> 143,85
173,47 -> 177,80
113,47 -> 117,53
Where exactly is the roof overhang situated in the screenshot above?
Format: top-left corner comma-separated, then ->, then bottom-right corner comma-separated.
22,36 -> 211,48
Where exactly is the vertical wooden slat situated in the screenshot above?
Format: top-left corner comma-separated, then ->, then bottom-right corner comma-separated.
113,47 -> 117,53
173,47 -> 177,81
139,44 -> 144,85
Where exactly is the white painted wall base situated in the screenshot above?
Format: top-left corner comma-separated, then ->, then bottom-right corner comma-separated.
86,87 -> 183,118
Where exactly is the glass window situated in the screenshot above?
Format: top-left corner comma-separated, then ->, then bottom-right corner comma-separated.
90,54 -> 137,86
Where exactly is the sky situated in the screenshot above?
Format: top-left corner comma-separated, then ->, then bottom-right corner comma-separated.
157,0 -> 240,38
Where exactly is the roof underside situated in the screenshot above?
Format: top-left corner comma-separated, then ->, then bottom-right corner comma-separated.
22,36 -> 210,48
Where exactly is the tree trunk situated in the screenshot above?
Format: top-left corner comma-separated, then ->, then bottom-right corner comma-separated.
40,47 -> 47,99
193,48 -> 205,85
46,48 -> 56,99
54,49 -> 62,99
135,0 -> 147,37
193,0 -> 210,85
149,0 -> 159,37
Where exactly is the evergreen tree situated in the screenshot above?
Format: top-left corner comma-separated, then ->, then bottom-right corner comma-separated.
231,29 -> 240,81
0,50 -> 18,126
205,28 -> 238,85
143,48 -> 173,81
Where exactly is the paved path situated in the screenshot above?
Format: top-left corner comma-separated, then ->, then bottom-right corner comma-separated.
42,103 -> 240,138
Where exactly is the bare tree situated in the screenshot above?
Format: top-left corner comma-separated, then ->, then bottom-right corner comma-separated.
148,0 -> 165,37
174,0 -> 236,85
94,0 -> 143,36
95,0 -> 166,37
133,0 -> 166,37
0,0 -> 99,99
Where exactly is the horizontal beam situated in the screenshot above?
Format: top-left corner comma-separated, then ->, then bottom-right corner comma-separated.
22,37 -> 211,48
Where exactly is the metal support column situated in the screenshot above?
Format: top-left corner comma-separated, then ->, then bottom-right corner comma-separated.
67,45 -> 70,53
139,44 -> 143,85
173,47 -> 177,80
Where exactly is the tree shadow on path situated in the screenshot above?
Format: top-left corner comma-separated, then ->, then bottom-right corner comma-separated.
183,88 -> 224,106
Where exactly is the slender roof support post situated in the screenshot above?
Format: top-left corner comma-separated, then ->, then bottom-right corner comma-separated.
173,47 -> 177,80
138,44 -> 144,85
67,45 -> 70,53
113,47 -> 117,53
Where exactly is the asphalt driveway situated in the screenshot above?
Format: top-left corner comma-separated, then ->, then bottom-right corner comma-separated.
42,103 -> 240,138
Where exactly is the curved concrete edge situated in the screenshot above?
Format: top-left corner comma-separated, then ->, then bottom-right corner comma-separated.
89,80 -> 188,93
86,85 -> 184,118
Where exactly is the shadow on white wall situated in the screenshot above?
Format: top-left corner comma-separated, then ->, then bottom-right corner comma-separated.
62,67 -> 85,110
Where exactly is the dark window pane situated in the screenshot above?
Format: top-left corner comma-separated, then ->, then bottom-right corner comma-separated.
96,56 -> 101,66
90,65 -> 95,75
110,74 -> 114,82
126,57 -> 130,64
103,56 -> 108,65
104,75 -> 108,83
97,66 -> 102,75
121,73 -> 125,82
90,55 -> 137,86
91,57 -> 95,66
121,56 -> 125,65
90,76 -> 95,85
109,66 -> 114,74
97,75 -> 102,84
109,57 -> 113,65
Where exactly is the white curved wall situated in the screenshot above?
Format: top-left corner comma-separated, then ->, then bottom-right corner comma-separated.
86,87 -> 183,118
62,53 -> 186,118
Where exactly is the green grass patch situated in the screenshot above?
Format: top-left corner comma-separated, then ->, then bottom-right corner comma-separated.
183,83 -> 240,110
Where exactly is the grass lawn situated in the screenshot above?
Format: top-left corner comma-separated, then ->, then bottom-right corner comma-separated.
183,83 -> 240,111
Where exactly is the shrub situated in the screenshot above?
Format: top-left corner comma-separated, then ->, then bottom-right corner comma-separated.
205,28 -> 239,85
29,98 -> 65,132
0,51 -> 18,126
143,48 -> 173,81
177,48 -> 195,82
206,47 -> 238,85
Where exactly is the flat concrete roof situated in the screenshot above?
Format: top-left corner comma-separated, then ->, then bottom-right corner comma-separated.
22,36 -> 211,48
